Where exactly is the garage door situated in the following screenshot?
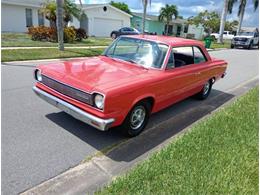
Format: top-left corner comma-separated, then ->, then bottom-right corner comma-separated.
93,18 -> 123,37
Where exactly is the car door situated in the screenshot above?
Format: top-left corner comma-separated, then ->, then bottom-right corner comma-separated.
158,46 -> 203,107
253,31 -> 259,45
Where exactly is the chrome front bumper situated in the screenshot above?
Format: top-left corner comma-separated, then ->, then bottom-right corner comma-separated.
33,86 -> 114,131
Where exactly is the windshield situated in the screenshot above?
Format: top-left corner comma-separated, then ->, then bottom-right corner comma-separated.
104,37 -> 169,69
238,32 -> 254,36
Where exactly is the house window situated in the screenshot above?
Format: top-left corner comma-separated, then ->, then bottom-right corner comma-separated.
25,8 -> 33,27
38,10 -> 44,26
184,25 -> 188,33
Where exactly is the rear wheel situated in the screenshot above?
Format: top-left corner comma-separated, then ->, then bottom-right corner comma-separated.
195,80 -> 212,100
121,101 -> 151,137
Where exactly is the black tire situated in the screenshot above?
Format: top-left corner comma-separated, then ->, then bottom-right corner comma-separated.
121,101 -> 151,137
195,79 -> 212,100
231,44 -> 234,49
248,42 -> 253,50
111,32 -> 117,39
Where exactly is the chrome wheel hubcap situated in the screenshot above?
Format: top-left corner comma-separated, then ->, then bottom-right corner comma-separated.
130,106 -> 146,130
203,82 -> 210,95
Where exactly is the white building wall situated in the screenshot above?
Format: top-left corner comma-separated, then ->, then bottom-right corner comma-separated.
69,5 -> 131,37
2,3 -> 49,32
187,24 -> 204,40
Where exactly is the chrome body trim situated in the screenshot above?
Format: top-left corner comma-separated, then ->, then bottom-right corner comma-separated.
33,86 -> 114,131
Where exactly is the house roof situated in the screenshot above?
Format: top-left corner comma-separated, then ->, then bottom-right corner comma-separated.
1,1 -> 132,18
132,12 -> 187,24
1,0 -> 44,7
132,12 -> 159,21
81,4 -> 132,18
241,27 -> 258,32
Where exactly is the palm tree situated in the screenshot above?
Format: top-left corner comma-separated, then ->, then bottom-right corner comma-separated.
141,0 -> 151,34
218,0 -> 237,43
158,4 -> 178,36
56,0 -> 64,51
41,0 -> 82,27
237,0 -> 258,34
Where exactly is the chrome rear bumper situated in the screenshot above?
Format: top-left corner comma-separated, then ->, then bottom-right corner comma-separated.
33,86 -> 114,131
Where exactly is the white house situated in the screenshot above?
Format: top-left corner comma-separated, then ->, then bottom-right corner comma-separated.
69,4 -> 132,37
1,0 -> 49,32
1,1 -> 132,37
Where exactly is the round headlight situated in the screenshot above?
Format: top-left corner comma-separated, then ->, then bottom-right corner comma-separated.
35,69 -> 42,82
94,94 -> 104,109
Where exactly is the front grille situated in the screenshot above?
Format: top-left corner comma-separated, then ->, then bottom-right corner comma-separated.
234,37 -> 248,42
41,75 -> 93,105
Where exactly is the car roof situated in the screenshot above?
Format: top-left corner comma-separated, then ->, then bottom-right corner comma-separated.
123,35 -> 203,47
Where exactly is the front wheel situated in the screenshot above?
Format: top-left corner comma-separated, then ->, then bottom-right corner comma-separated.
195,80 -> 212,100
121,101 -> 151,137
248,42 -> 253,50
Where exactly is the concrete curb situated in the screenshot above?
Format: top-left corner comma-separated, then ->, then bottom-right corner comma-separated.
20,78 -> 258,195
2,57 -> 93,65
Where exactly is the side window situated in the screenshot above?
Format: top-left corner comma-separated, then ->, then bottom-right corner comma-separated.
38,10 -> 44,26
193,47 -> 206,64
121,27 -> 128,32
25,8 -> 33,27
173,47 -> 194,67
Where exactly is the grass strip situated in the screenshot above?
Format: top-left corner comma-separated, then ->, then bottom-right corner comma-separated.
1,33 -> 112,47
97,87 -> 259,195
1,48 -> 104,62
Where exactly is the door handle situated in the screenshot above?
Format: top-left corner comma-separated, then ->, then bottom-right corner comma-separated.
195,72 -> 201,75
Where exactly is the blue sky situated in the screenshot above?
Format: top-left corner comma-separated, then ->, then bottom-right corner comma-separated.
77,0 -> 259,27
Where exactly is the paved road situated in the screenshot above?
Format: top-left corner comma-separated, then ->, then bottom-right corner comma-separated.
2,49 -> 259,195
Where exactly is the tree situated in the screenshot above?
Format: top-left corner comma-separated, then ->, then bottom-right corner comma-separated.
57,0 -> 64,51
225,20 -> 239,31
158,4 -> 178,35
40,0 -> 82,27
110,1 -> 131,14
141,0 -> 151,34
237,0 -> 258,34
218,0 -> 237,43
188,11 -> 220,35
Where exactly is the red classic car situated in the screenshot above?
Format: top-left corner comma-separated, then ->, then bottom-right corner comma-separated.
33,35 -> 227,137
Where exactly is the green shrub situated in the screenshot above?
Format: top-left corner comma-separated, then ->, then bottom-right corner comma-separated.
28,26 -> 57,42
28,26 -> 87,43
75,28 -> 88,41
64,27 -> 76,43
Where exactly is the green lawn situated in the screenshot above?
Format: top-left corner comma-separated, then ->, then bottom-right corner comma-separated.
1,33 -> 112,47
210,40 -> 231,49
97,87 -> 259,194
1,48 -> 104,62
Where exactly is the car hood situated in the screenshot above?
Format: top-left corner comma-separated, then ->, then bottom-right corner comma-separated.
234,35 -> 253,39
38,56 -> 149,93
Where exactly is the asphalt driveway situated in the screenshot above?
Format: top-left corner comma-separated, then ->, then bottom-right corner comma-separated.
2,49 -> 259,195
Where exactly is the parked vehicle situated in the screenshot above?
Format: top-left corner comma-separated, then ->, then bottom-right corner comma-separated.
211,31 -> 234,40
231,30 -> 259,49
110,27 -> 140,39
33,35 -> 227,137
